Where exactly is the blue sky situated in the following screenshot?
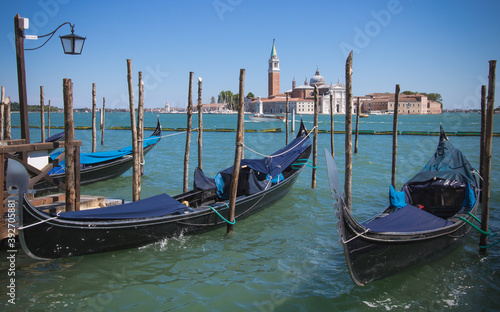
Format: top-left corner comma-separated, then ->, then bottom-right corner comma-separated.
1,0 -> 499,109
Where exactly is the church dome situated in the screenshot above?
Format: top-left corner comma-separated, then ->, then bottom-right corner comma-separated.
310,69 -> 325,86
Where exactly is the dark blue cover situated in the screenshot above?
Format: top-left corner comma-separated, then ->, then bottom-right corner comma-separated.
57,193 -> 189,220
213,135 -> 311,198
406,129 -> 476,187
222,135 -> 311,179
363,204 -> 453,233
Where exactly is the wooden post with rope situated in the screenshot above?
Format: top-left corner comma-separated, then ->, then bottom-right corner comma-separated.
227,69 -> 245,234
480,60 -> 496,255
183,72 -> 194,193
391,84 -> 400,188
345,51 -> 353,212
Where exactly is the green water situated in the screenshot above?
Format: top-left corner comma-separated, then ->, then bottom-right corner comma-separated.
1,112 -> 499,311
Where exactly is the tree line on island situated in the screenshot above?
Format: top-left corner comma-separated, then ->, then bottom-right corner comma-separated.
213,91 -> 255,110
402,91 -> 443,104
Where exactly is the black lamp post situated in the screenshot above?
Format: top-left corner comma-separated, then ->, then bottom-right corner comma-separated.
14,14 -> 86,144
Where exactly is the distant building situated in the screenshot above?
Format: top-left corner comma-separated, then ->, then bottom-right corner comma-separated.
250,40 -> 441,115
357,93 -> 442,115
249,40 -> 348,115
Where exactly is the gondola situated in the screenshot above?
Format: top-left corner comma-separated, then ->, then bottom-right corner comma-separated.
7,121 -> 312,259
33,119 -> 162,193
326,127 -> 480,286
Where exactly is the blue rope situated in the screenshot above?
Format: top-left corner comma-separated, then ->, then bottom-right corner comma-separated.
209,203 -> 235,225
292,159 -> 317,169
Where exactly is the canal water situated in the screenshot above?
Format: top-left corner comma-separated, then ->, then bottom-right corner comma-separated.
1,112 -> 499,311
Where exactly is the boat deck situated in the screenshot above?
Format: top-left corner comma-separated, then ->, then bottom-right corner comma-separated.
1,194 -> 123,240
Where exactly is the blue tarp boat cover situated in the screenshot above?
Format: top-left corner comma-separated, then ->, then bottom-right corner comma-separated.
209,135 -> 311,198
57,193 -> 190,220
238,136 -> 311,178
363,204 -> 453,232
48,135 -> 160,175
406,129 -> 476,187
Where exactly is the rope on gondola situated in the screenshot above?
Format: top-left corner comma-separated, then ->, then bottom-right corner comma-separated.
209,203 -> 235,225
459,212 -> 490,236
459,212 -> 500,249
18,215 -> 59,230
291,159 -> 317,169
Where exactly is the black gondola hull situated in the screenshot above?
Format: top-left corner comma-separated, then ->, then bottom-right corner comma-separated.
337,203 -> 477,286
20,163 -> 304,259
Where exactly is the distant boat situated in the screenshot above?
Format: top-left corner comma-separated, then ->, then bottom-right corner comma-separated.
250,96 -> 285,122
359,113 -> 369,118
248,113 -> 285,122
34,118 -> 162,193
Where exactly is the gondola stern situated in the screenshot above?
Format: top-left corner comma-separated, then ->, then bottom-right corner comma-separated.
152,115 -> 162,138
439,124 -> 449,142
296,118 -> 307,138
5,159 -> 48,260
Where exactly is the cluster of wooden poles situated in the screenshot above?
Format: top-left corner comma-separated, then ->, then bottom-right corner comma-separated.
2,55 -> 496,250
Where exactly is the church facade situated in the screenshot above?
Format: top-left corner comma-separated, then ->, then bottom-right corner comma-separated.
249,41 -> 348,115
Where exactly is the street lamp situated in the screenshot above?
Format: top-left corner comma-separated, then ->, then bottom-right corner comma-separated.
14,14 -> 86,144
59,25 -> 86,55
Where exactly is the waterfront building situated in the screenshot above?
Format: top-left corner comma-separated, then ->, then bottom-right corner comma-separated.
249,40 -> 348,115
357,93 -> 442,115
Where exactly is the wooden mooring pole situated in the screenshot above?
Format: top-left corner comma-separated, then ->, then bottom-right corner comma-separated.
227,69 -> 245,234
127,59 -> 140,201
197,77 -> 203,170
354,97 -> 360,154
138,72 -> 145,176
480,85 -> 486,185
63,78 -> 79,211
101,97 -> 105,145
345,51 -> 353,212
1,86 -> 4,141
330,91 -> 334,157
47,100 -> 51,138
391,85 -> 400,188
292,109 -> 295,133
4,96 -> 11,140
183,72 -> 194,193
480,60 -> 496,255
92,83 -> 97,152
40,86 -> 45,142
312,85 -> 319,189
285,93 -> 289,145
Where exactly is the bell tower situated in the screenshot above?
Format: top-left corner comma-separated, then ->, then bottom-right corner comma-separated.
268,39 -> 280,97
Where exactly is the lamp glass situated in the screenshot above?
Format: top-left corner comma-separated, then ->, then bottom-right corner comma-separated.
60,33 -> 86,55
